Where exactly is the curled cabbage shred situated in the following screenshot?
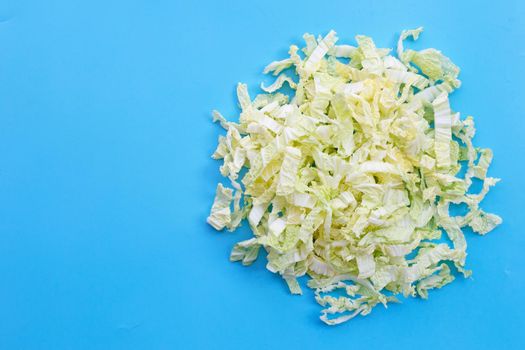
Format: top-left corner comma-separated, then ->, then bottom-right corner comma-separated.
207,28 -> 502,325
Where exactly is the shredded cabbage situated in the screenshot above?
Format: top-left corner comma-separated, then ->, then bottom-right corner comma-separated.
207,28 -> 501,325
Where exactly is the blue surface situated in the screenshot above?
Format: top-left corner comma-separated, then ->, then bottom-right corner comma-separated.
0,1 -> 524,349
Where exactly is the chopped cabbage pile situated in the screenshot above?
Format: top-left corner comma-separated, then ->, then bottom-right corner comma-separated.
207,28 -> 501,325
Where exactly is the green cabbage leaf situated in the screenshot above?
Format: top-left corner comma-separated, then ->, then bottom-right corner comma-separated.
208,28 -> 501,325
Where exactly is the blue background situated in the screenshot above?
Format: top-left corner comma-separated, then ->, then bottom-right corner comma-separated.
0,0 -> 524,349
